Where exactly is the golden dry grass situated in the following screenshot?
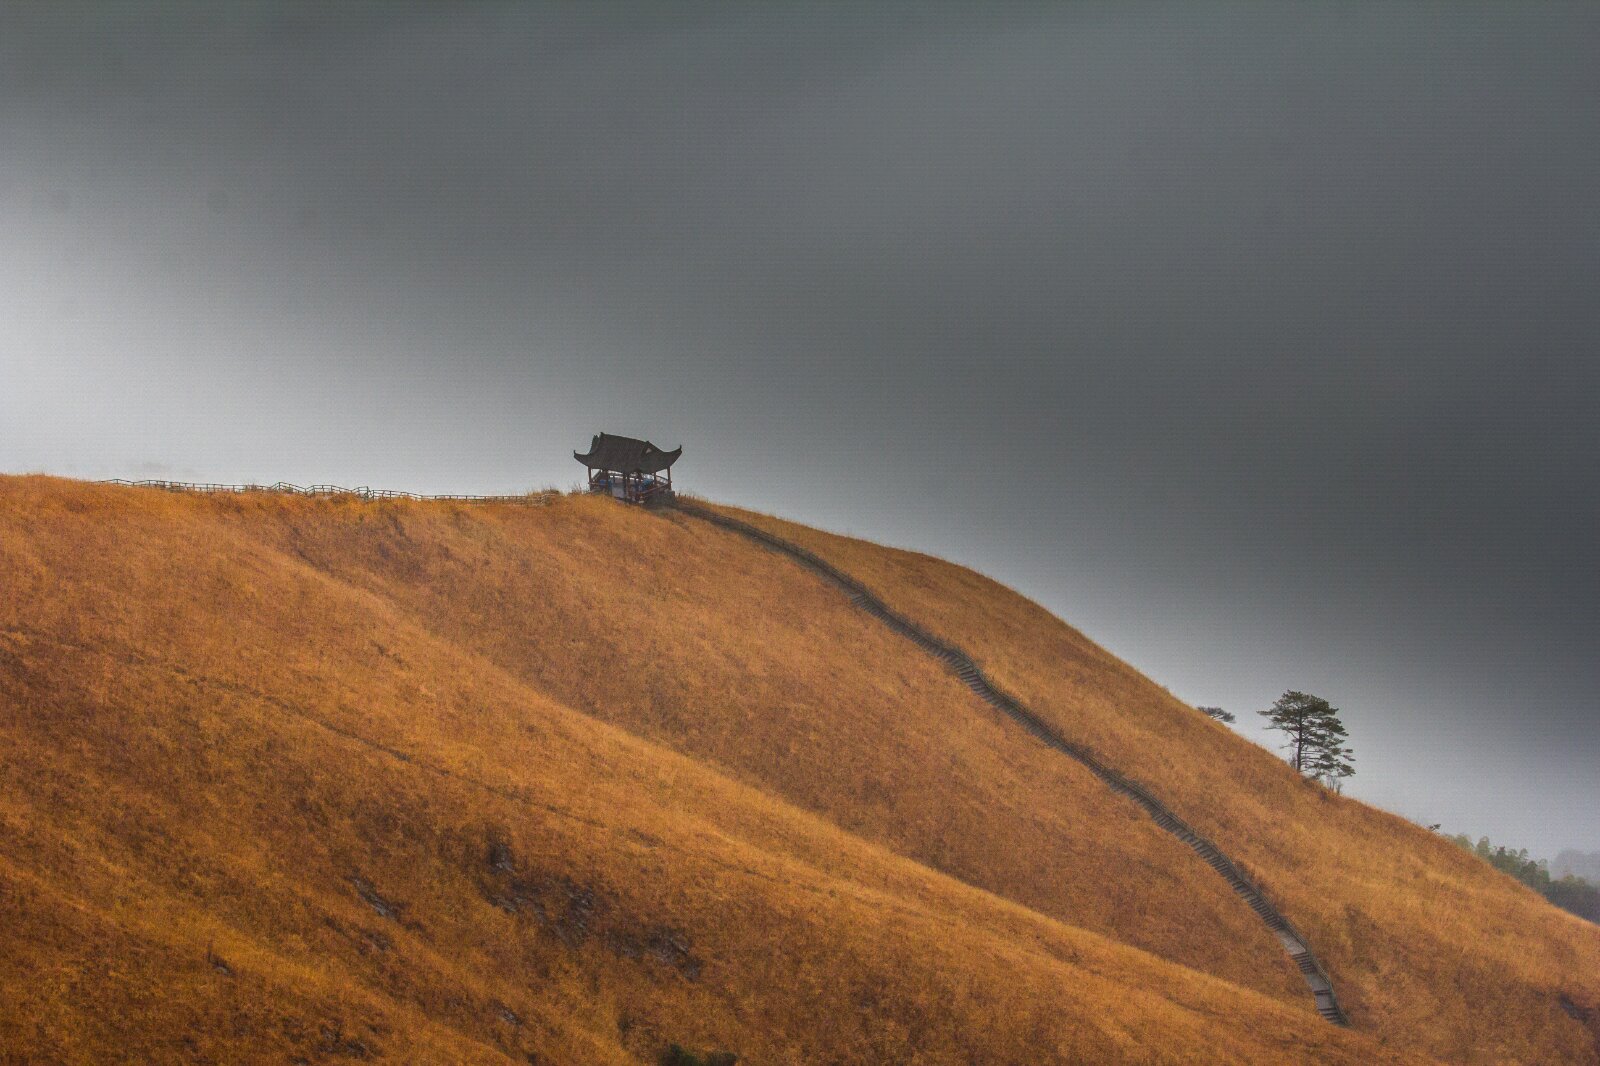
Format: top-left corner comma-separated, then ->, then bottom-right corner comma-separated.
0,475 -> 1572,1062
714,501 -> 1600,1066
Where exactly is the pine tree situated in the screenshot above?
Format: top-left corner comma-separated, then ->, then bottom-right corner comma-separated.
1259,690 -> 1355,784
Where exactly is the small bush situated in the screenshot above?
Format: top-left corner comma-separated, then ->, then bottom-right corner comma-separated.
661,1045 -> 737,1066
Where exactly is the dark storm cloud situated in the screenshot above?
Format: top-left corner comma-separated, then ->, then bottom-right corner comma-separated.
2,3 -> 1596,853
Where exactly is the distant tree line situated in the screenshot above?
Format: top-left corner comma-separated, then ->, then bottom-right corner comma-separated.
1448,835 -> 1600,925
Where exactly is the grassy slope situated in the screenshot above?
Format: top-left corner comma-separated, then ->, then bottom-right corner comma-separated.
0,477 -> 1575,1063
718,502 -> 1600,1066
0,477 -> 1411,1065
256,482 -> 1301,1005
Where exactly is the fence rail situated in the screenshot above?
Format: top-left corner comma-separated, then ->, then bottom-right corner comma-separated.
100,479 -> 556,506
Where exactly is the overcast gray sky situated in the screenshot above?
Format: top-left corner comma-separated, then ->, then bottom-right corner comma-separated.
3,3 -> 1596,857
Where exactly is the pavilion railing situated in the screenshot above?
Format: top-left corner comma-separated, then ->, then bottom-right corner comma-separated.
585,472 -> 674,502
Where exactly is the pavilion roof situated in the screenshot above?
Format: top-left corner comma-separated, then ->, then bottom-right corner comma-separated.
574,432 -> 682,474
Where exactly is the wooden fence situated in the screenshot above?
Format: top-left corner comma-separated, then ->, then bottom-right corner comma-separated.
100,479 -> 556,505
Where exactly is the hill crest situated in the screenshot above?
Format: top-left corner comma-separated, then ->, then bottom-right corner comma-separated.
1,475 -> 1595,1064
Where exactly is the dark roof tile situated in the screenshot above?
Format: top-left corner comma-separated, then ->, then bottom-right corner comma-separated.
574,432 -> 682,474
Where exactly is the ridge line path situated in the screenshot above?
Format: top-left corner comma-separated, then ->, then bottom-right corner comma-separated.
675,501 -> 1350,1027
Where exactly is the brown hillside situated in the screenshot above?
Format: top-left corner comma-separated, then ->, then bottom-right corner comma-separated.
0,476 -> 1580,1062
246,480 -> 1303,1005
714,502 -> 1600,1066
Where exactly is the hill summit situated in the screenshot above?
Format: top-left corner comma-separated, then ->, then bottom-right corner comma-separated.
1,476 -> 1596,1064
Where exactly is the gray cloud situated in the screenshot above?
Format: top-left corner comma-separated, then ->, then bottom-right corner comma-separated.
2,2 -> 1597,855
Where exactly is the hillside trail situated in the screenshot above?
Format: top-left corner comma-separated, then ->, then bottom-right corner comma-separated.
675,501 -> 1350,1028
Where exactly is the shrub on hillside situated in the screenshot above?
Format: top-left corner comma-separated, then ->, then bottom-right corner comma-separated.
662,1044 -> 737,1066
1546,876 -> 1600,924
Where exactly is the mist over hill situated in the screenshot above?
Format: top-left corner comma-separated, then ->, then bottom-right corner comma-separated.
1557,851 -> 1600,885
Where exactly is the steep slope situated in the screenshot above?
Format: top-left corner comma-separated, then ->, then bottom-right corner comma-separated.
0,476 -> 1412,1064
247,480 -> 1306,1008
712,501 -> 1600,1066
674,501 -> 1348,1025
